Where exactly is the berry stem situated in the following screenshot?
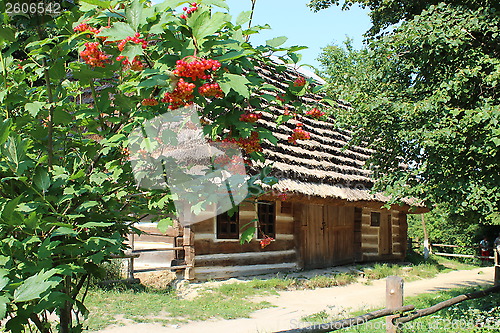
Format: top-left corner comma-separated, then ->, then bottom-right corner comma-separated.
246,0 -> 257,42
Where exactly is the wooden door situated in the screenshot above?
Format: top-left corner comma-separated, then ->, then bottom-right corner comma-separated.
325,206 -> 355,265
301,204 -> 355,269
301,204 -> 326,268
379,212 -> 393,255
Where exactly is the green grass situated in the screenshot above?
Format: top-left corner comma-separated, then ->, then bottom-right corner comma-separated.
300,286 -> 500,333
361,253 -> 478,282
82,255 -> 480,331
83,285 -> 272,331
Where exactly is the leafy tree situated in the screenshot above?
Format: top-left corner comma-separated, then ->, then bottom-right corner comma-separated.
0,0 -> 323,331
314,0 -> 500,224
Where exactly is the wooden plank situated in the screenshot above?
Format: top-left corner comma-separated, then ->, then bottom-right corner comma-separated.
195,250 -> 297,267
361,227 -> 379,235
191,219 -> 213,234
276,220 -> 294,234
194,262 -> 299,280
183,226 -> 195,280
379,212 -> 392,255
194,239 -> 296,255
276,215 -> 294,222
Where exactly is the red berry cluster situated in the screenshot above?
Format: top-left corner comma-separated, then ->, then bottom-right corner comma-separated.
305,108 -> 326,118
213,155 -> 245,174
180,3 -> 198,19
162,78 -> 196,109
74,23 -> 100,35
293,76 -> 306,87
277,188 -> 289,201
198,82 -> 224,98
162,57 -> 223,109
117,33 -> 147,51
288,123 -> 311,144
80,42 -> 110,68
260,236 -> 274,249
276,93 -> 286,102
283,106 -> 295,116
239,112 -> 262,123
173,57 -> 221,81
222,131 -> 262,154
116,55 -> 144,71
141,98 -> 159,106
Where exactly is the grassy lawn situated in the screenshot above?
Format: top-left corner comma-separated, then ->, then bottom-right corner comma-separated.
301,286 -> 500,332
84,285 -> 274,331
83,254 -> 481,331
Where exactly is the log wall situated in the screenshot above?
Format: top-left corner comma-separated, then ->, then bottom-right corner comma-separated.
191,200 -> 299,279
360,208 -> 407,261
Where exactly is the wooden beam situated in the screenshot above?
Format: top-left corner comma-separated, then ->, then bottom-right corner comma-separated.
275,305 -> 415,333
183,226 -> 195,280
395,285 -> 500,325
433,252 -> 494,260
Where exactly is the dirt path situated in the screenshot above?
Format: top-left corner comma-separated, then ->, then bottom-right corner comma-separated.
96,266 -> 494,333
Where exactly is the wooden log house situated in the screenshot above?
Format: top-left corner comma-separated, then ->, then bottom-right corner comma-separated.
161,63 -> 428,280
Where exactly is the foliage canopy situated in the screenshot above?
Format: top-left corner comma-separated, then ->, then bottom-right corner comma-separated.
315,0 -> 500,223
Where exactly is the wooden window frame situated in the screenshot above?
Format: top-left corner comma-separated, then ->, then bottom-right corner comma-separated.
216,209 -> 239,239
257,201 -> 276,238
371,212 -> 381,227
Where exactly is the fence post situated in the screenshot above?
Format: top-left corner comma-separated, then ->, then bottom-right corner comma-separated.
183,225 -> 195,280
127,232 -> 135,279
386,276 -> 404,333
495,248 -> 500,286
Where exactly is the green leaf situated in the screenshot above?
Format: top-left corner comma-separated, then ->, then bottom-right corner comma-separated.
276,114 -> 293,126
192,11 -> 227,42
79,0 -> 110,8
98,22 -> 136,42
0,27 -> 15,42
1,135 -> 28,174
24,102 -> 44,117
257,128 -> 278,145
240,226 -> 256,245
266,36 -> 288,48
219,73 -> 250,98
157,218 -> 173,234
69,63 -> 107,81
0,269 -> 9,291
126,0 -> 144,30
80,222 -> 115,228
13,269 -> 60,303
121,44 -> 143,62
33,168 -> 51,192
236,10 -> 252,26
52,227 -> 78,237
137,74 -> 171,88
204,0 -> 230,10
0,296 -> 8,320
78,201 -> 99,211
0,119 -> 12,145
53,109 -> 73,125
89,172 -> 107,186
215,49 -> 254,62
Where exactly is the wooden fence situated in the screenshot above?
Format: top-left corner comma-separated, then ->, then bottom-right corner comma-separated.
275,274 -> 500,333
108,225 -> 195,282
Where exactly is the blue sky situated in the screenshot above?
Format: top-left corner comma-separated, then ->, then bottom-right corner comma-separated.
224,0 -> 371,69
152,0 -> 372,69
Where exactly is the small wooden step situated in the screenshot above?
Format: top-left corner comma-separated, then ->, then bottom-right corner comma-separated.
133,247 -> 184,253
134,265 -> 190,273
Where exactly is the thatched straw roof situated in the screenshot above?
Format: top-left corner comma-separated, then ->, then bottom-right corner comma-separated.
78,60 -> 419,207
251,63 -> 414,205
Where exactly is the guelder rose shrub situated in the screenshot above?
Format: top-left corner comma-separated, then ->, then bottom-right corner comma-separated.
0,0 -> 329,331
